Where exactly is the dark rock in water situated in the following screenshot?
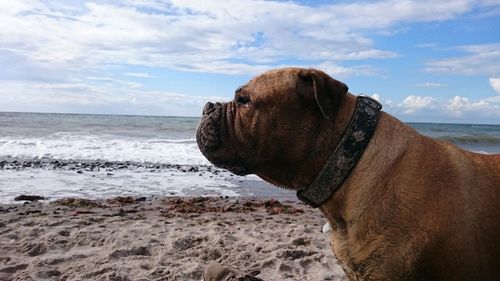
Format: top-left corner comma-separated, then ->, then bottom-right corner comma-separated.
14,195 -> 46,202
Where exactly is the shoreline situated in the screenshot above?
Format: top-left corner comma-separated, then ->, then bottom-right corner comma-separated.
0,157 -> 217,172
0,157 -> 297,204
0,196 -> 345,281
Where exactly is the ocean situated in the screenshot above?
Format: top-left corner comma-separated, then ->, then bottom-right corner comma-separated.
1,112 -> 499,203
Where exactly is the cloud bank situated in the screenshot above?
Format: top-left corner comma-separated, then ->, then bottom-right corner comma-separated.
0,0 -> 483,75
0,0 -> 499,121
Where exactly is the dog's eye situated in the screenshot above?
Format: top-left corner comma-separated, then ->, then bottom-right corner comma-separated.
236,95 -> 251,105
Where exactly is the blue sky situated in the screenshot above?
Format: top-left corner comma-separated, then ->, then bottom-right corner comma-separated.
0,0 -> 499,124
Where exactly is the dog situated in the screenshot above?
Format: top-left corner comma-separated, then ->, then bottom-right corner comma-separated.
196,67 -> 500,281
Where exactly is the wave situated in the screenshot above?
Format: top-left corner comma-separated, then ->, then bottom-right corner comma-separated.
148,138 -> 196,144
2,131 -> 498,165
437,134 -> 500,145
0,136 -> 208,165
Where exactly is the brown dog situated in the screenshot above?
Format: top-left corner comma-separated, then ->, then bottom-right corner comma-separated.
196,67 -> 500,281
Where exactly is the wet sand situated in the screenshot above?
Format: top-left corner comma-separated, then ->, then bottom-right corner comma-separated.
0,158 -> 296,203
0,197 -> 346,281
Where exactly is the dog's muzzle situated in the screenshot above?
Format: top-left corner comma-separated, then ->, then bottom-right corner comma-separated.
197,102 -> 223,152
196,102 -> 251,176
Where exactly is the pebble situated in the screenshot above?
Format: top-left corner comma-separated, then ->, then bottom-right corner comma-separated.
322,222 -> 332,234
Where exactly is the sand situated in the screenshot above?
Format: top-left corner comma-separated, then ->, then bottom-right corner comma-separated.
0,197 -> 347,281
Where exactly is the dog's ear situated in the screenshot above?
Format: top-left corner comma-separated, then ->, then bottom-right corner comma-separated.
298,69 -> 348,119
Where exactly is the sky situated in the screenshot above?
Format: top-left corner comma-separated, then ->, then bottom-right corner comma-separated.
0,0 -> 499,124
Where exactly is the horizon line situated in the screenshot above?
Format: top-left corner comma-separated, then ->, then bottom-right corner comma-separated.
0,110 -> 499,126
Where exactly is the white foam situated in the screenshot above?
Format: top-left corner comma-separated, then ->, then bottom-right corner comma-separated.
0,134 -> 210,165
0,168 -> 239,204
473,150 -> 491,154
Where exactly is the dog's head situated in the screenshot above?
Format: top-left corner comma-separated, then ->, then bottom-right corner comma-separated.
196,67 -> 349,188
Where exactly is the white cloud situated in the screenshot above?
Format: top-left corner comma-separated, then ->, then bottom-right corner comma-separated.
124,72 -> 155,78
0,0 -> 486,76
369,93 -> 394,107
383,94 -> 500,122
371,94 -> 382,102
425,43 -> 500,76
317,62 -> 379,78
445,95 -> 500,117
416,82 -> 447,88
400,95 -> 437,114
349,92 -> 500,122
489,77 -> 500,95
0,78 -> 227,116
1,0 -> 499,119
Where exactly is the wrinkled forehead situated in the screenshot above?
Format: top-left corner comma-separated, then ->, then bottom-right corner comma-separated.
244,68 -> 301,96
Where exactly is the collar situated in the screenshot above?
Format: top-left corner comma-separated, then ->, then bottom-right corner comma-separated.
296,96 -> 382,208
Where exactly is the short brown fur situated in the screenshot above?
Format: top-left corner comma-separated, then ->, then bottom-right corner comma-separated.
196,67 -> 500,281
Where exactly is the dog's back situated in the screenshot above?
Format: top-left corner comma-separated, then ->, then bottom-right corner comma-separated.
328,113 -> 500,281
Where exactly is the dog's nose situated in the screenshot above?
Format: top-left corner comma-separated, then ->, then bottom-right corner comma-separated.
203,102 -> 215,115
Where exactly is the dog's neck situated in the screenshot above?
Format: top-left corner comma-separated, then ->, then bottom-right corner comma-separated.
319,112 -> 419,230
296,95 -> 382,208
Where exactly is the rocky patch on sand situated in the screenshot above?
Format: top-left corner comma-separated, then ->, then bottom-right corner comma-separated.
0,157 -> 225,176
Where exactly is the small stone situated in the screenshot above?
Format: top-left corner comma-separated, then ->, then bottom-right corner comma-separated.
292,237 -> 311,246
14,195 -> 45,202
58,230 -> 70,236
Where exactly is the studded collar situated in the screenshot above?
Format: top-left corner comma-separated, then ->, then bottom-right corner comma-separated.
297,96 -> 382,208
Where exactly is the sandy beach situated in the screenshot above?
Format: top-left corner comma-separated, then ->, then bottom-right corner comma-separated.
0,197 -> 346,281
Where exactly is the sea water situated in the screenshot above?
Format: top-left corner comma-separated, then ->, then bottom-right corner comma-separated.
0,112 -> 499,203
